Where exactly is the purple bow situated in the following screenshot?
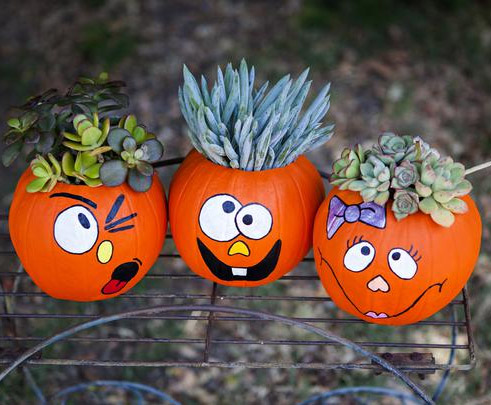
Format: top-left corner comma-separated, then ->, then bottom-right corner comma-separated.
327,196 -> 386,239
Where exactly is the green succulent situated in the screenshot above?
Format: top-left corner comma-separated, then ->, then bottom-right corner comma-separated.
2,73 -> 165,193
330,145 -> 365,190
416,155 -> 472,227
61,151 -> 102,187
348,154 -> 392,206
62,113 -> 112,153
118,115 -> 155,143
99,127 -> 164,192
391,160 -> 419,189
27,154 -> 66,193
329,133 -> 473,227
179,59 -> 333,170
392,189 -> 419,220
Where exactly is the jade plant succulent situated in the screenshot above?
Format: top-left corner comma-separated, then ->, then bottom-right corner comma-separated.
2,73 -> 164,192
179,59 -> 333,170
330,133 -> 472,227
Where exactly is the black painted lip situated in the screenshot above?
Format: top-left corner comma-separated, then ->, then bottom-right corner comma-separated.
197,238 -> 282,282
317,248 -> 446,319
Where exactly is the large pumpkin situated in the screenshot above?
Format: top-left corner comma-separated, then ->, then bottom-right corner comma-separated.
9,170 -> 167,301
169,150 -> 325,287
313,188 -> 481,325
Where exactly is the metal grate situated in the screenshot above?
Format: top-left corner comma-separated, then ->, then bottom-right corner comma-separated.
0,165 -> 476,377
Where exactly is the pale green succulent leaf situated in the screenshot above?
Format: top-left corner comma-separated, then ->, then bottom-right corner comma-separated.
430,207 -> 455,227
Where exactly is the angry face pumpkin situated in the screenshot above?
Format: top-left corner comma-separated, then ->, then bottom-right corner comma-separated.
169,150 -> 325,287
9,170 -> 167,301
313,188 -> 481,325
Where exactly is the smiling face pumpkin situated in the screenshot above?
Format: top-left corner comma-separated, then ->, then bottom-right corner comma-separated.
169,150 -> 325,287
313,188 -> 481,325
9,170 -> 167,301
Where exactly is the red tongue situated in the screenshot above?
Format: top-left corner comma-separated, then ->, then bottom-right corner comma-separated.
102,279 -> 128,295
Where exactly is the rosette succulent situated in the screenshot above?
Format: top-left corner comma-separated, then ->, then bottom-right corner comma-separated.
179,59 -> 333,170
100,126 -> 163,192
330,133 -> 473,227
2,73 -> 165,193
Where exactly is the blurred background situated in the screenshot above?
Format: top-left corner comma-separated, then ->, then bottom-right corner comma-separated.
0,0 -> 490,403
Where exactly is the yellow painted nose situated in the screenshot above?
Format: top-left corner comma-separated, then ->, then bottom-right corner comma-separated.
97,240 -> 113,264
228,241 -> 250,256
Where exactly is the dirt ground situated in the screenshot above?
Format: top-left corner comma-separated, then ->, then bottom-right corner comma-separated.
0,1 -> 490,404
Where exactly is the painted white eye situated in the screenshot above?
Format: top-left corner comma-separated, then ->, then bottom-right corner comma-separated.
344,241 -> 376,272
388,248 -> 418,279
236,203 -> 273,240
199,194 -> 241,242
54,205 -> 99,254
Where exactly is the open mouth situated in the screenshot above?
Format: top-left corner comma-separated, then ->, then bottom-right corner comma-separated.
197,238 -> 282,282
101,258 -> 141,295
317,248 -> 446,320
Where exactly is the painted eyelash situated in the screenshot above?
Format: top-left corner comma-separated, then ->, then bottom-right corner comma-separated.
408,244 -> 422,262
347,235 -> 365,249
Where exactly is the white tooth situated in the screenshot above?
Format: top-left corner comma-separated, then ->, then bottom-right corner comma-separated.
231,267 -> 247,276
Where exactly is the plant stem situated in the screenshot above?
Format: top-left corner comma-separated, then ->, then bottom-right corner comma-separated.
465,160 -> 491,175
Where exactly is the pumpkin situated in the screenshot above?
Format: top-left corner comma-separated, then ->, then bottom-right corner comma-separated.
169,150 -> 325,287
8,169 -> 167,301
313,188 -> 482,325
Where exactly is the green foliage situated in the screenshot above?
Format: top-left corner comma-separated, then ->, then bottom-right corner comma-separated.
330,133 -> 472,227
2,73 -> 164,193
99,115 -> 163,192
179,59 -> 333,170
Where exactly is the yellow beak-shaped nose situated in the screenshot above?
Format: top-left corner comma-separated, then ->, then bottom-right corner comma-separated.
97,240 -> 113,264
228,240 -> 250,256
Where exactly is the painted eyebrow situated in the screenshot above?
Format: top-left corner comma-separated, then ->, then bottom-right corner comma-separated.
50,193 -> 97,209
106,194 -> 125,224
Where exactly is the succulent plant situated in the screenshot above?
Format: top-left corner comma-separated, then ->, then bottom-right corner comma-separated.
391,160 -> 419,189
118,115 -> 155,143
99,125 -> 164,192
26,154 -> 66,193
329,133 -> 473,227
348,154 -> 392,206
179,59 -> 333,170
416,155 -> 472,227
62,113 -> 112,153
62,151 -> 102,187
392,189 -> 420,220
2,73 -> 165,193
330,145 -> 365,190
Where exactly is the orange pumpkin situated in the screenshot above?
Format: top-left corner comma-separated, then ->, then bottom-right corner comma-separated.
8,169 -> 167,301
169,150 -> 325,287
313,188 -> 481,325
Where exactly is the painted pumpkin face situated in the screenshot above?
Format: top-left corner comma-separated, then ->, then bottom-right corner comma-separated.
169,150 -> 325,287
314,188 -> 481,325
9,170 -> 167,301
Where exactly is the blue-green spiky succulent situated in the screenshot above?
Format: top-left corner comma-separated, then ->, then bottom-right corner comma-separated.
179,59 -> 334,170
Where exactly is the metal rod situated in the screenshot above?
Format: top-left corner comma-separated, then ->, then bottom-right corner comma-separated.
0,305 -> 435,404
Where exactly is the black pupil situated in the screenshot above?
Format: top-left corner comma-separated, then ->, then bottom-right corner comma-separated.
392,252 -> 401,261
222,201 -> 235,213
243,214 -> 253,225
78,213 -> 90,229
361,246 -> 370,256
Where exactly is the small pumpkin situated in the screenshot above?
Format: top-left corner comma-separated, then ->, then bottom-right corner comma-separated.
9,170 -> 167,301
169,150 -> 325,287
313,188 -> 481,325
171,60 -> 332,286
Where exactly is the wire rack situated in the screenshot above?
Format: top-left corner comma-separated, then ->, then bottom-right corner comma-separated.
0,162 -> 477,402
0,221 -> 475,373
